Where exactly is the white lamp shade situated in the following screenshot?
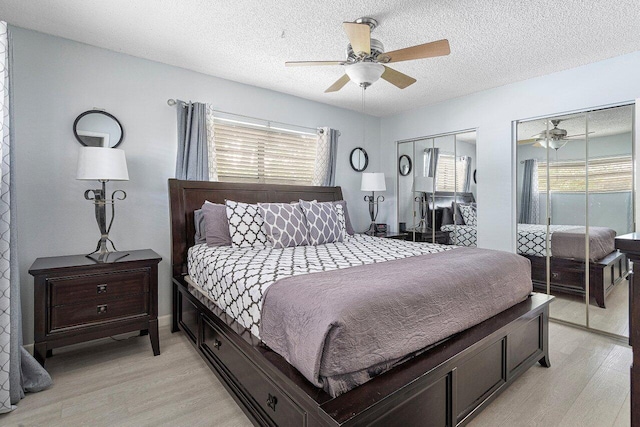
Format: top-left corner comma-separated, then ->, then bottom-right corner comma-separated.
345,62 -> 385,86
77,147 -> 129,181
361,172 -> 386,192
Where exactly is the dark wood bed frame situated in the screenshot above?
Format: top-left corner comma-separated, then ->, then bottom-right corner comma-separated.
526,252 -> 628,309
169,179 -> 552,427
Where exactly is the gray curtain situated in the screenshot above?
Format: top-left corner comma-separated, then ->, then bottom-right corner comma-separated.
311,127 -> 339,186
0,23 -> 51,415
424,147 -> 439,178
175,102 -> 209,181
518,159 -> 540,224
462,156 -> 472,192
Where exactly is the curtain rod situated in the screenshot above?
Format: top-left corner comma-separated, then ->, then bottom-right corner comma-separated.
166,98 -> 330,135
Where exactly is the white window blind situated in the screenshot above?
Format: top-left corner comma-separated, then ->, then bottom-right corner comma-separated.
538,155 -> 633,193
436,154 -> 468,192
212,120 -> 317,185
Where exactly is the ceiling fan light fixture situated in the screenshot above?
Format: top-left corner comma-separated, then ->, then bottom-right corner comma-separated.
345,62 -> 385,87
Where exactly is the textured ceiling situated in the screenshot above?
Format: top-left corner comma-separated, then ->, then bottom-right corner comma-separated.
2,0 -> 640,116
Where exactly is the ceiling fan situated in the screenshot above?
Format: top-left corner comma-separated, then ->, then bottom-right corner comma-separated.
285,17 -> 451,93
518,119 -> 593,150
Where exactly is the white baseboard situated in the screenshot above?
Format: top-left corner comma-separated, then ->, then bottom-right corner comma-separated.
22,314 -> 173,355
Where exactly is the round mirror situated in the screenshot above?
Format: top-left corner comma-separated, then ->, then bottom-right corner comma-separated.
398,155 -> 412,176
349,147 -> 369,172
73,110 -> 124,148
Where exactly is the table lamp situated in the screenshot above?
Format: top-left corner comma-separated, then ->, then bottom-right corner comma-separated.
76,147 -> 129,262
361,172 -> 386,235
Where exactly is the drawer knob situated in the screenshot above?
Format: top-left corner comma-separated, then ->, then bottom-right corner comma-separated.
97,304 -> 108,314
97,284 -> 108,294
551,272 -> 560,279
213,339 -> 222,350
267,393 -> 278,412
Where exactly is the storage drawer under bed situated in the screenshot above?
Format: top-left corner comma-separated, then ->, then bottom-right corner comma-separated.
200,313 -> 306,427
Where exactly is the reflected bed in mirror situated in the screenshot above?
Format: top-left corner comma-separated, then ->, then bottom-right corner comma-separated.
73,110 -> 124,148
516,103 -> 634,337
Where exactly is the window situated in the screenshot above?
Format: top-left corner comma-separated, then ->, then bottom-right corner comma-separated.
538,155 -> 633,193
435,153 -> 469,192
210,119 -> 318,185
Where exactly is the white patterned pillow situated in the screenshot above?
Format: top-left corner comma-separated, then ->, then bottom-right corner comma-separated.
258,203 -> 309,249
334,203 -> 352,242
299,200 -> 343,245
459,204 -> 477,226
225,200 -> 269,248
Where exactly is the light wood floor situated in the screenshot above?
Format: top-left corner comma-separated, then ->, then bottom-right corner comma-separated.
0,323 -> 631,427
550,278 -> 629,337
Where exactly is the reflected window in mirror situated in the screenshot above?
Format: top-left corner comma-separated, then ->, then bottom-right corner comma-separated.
74,110 -> 124,148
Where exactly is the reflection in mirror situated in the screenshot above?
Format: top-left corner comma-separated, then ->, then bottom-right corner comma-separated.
73,110 -> 124,148
349,147 -> 369,172
516,104 -> 634,336
398,155 -> 412,176
396,131 -> 476,245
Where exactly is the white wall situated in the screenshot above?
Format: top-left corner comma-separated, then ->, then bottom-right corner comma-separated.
380,51 -> 640,252
12,27 -> 381,344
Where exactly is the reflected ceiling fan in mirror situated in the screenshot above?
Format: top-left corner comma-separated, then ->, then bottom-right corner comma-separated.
517,119 -> 594,151
285,17 -> 451,92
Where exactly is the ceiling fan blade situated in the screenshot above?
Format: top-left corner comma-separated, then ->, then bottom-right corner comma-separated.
343,22 -> 371,55
532,142 -> 544,148
518,138 -> 539,145
324,74 -> 351,93
384,39 -> 450,63
381,66 -> 417,89
285,60 -> 345,67
565,131 -> 595,138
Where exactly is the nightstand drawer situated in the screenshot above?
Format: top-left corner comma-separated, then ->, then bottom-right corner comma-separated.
50,269 -> 150,306
50,293 -> 149,330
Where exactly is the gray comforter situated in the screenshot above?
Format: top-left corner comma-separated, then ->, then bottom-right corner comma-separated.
260,247 -> 532,396
550,226 -> 616,261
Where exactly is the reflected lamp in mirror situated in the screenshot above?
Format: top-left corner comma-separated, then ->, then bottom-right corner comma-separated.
350,147 -> 369,172
73,110 -> 124,148
413,179 -> 434,232
361,172 -> 386,235
398,154 -> 412,176
77,147 -> 129,262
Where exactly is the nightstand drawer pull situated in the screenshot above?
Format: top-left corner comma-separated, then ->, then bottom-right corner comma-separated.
97,304 -> 108,314
213,338 -> 222,350
97,284 -> 108,294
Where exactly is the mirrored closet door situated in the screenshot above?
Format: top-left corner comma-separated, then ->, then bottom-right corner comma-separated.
516,104 -> 634,338
396,130 -> 477,246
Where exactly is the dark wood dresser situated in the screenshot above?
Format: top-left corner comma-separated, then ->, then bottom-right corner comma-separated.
615,233 -> 639,426
29,249 -> 162,366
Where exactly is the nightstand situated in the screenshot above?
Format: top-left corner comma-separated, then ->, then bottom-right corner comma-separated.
408,229 -> 450,244
29,249 -> 162,366
376,232 -> 409,240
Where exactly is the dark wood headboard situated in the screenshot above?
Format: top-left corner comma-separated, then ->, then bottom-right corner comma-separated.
168,179 -> 344,277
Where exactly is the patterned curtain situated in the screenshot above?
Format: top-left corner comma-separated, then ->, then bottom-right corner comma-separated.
311,127 -> 338,186
0,22 -> 51,414
205,105 -> 218,181
519,159 -> 540,224
175,101 -> 209,181
461,156 -> 472,192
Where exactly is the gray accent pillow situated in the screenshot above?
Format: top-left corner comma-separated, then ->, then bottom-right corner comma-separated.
201,201 -> 232,247
299,200 -> 343,245
225,200 -> 269,248
258,203 -> 309,248
194,209 -> 206,244
333,200 -> 355,235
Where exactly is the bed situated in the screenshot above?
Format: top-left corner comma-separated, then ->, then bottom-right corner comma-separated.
169,179 -> 552,426
425,192 -> 628,308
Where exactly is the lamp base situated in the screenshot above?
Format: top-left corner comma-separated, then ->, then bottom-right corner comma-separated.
364,222 -> 377,236
86,236 -> 129,263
